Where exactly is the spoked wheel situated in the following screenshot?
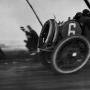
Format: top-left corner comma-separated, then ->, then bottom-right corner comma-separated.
52,36 -> 90,74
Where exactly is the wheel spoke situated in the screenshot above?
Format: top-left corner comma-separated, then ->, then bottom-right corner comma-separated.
52,36 -> 90,74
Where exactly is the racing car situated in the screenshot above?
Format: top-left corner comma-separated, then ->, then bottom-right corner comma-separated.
25,0 -> 90,74
38,17 -> 90,74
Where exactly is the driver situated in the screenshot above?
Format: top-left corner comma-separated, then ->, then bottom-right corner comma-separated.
73,9 -> 90,24
73,9 -> 90,38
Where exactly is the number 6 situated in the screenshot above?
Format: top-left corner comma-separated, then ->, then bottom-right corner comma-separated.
68,23 -> 76,36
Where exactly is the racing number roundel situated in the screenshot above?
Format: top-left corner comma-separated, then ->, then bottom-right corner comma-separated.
61,20 -> 82,38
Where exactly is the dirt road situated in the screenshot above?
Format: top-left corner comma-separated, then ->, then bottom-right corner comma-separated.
0,61 -> 90,90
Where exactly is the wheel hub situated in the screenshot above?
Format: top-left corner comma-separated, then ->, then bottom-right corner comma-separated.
52,36 -> 90,74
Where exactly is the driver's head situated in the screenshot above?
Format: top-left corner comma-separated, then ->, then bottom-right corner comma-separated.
73,12 -> 82,20
82,9 -> 90,16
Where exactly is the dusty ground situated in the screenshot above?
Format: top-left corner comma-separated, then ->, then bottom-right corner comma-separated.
0,60 -> 90,90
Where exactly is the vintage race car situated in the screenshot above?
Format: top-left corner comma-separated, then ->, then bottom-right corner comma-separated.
38,18 -> 90,74
25,0 -> 90,74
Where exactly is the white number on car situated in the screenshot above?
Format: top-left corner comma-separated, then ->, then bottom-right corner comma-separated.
68,23 -> 76,36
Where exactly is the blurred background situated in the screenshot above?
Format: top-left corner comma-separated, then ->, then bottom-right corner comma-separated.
0,0 -> 88,50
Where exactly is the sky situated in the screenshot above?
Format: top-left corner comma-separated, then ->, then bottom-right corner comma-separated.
0,0 -> 88,49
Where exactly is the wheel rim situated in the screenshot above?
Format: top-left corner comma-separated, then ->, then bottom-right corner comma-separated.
52,36 -> 90,74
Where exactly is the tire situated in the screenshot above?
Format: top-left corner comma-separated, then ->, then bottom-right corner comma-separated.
52,21 -> 59,43
39,50 -> 52,69
38,19 -> 57,48
52,35 -> 90,74
52,25 -> 62,46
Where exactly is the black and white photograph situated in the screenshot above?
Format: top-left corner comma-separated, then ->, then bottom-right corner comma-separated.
0,0 -> 90,90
